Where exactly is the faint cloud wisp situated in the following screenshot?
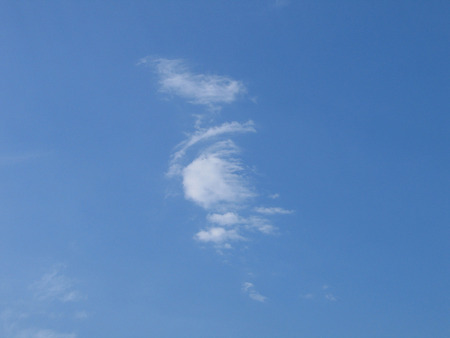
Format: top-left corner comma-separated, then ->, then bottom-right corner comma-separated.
30,267 -> 82,303
1,265 -> 86,338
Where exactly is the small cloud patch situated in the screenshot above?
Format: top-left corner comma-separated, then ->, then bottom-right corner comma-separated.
242,282 -> 267,302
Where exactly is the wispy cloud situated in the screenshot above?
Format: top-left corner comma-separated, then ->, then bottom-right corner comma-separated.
254,207 -> 294,215
207,212 -> 242,226
242,282 -> 267,302
244,216 -> 276,234
1,266 -> 84,338
141,57 -> 246,109
325,294 -> 338,302
170,120 -> 256,165
30,268 -> 82,303
197,213 -> 275,248
301,293 -> 315,300
15,328 -> 76,338
300,285 -> 339,302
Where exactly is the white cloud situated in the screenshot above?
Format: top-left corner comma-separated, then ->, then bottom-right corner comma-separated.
248,292 -> 267,302
254,207 -> 294,215
207,212 -> 242,226
143,58 -> 246,109
30,268 -> 81,303
207,213 -> 275,234
171,121 -> 255,164
16,328 -> 76,338
182,141 -> 254,209
195,227 -> 243,244
242,282 -> 253,292
242,282 -> 267,302
245,216 -> 276,234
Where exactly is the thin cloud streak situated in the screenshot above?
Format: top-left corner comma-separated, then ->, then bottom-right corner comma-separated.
171,121 -> 256,164
255,207 -> 294,215
15,328 -> 76,338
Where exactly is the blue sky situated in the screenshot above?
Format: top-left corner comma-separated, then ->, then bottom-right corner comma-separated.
1,1 -> 449,337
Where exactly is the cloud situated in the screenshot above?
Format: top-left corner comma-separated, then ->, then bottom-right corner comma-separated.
145,56 -> 296,301
15,329 -> 76,338
207,212 -> 242,226
181,141 -> 254,210
207,213 -> 275,235
254,207 -> 294,215
325,294 -> 337,302
273,0 -> 290,8
242,282 -> 267,302
1,309 -> 77,338
248,292 -> 267,302
1,266 -> 85,338
142,57 -> 246,109
171,121 -> 256,164
167,119 -> 281,245
300,285 -> 338,302
30,268 -> 81,303
195,227 -> 244,245
244,216 -> 276,234
200,213 -> 275,249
